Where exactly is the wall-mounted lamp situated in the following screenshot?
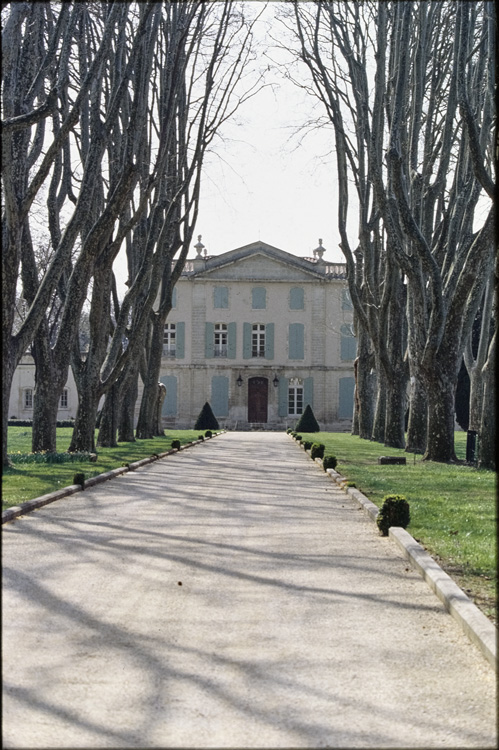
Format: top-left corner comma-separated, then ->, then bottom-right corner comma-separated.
273,374 -> 279,387
236,374 -> 243,387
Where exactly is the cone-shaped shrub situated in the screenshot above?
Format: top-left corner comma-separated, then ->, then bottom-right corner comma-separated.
376,495 -> 411,536
194,402 -> 219,430
294,404 -> 320,432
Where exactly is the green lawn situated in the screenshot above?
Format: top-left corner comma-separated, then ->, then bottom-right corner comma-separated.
296,431 -> 496,623
3,428 -> 202,510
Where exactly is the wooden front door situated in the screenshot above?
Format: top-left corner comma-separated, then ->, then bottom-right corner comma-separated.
248,377 -> 268,423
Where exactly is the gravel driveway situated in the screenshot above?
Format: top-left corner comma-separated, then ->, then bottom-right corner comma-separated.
2,432 -> 496,748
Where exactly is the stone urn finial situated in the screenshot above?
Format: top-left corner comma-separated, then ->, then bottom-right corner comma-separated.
195,235 -> 205,258
314,238 -> 325,261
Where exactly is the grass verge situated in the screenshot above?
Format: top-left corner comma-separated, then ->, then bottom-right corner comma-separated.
2,428 -> 202,510
297,431 -> 497,625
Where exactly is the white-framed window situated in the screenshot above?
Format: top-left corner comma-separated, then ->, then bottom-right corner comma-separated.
59,389 -> 68,409
252,324 -> 266,357
288,385 -> 304,416
163,323 -> 176,356
214,323 -> 228,357
24,388 -> 33,409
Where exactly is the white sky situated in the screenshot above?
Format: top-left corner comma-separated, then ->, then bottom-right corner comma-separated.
195,80 -> 344,263
187,2 -> 346,264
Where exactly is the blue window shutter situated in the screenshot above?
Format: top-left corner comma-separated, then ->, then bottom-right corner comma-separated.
243,323 -> 252,359
160,375 -> 177,416
342,288 -> 353,310
211,376 -> 229,416
304,377 -> 313,408
341,324 -> 357,360
172,287 -> 177,308
339,376 -> 355,418
227,322 -> 237,359
289,287 -> 304,310
214,286 -> 228,309
289,323 -> 304,360
265,323 -> 274,359
176,322 -> 185,358
252,287 -> 266,309
205,322 -> 214,358
278,377 -> 289,417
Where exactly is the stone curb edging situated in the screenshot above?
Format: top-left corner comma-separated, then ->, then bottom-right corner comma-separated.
288,436 -> 497,671
389,527 -> 497,671
2,433 -> 224,525
2,484 -> 83,524
325,463 -> 497,671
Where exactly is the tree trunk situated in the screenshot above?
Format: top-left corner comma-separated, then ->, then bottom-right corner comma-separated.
156,383 -> 166,436
384,371 -> 407,448
2,353 -> 17,469
31,318 -> 69,453
478,330 -> 496,470
423,373 -> 458,462
352,369 -> 360,436
468,370 -> 484,432
354,330 -> 376,439
136,317 -> 164,439
97,382 -> 119,448
32,374 -> 60,454
68,384 -> 99,453
118,368 -> 139,443
406,375 -> 427,454
372,365 -> 387,443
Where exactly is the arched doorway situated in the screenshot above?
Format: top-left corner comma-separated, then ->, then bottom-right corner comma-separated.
248,377 -> 268,423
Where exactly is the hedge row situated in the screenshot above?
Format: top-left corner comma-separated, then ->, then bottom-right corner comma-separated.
8,419 -> 76,428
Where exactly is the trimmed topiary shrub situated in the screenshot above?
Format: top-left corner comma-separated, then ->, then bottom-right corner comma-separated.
205,430 -> 213,438
294,404 -> 320,432
303,440 -> 313,450
295,434 -> 302,441
171,440 -> 181,450
198,435 -> 204,441
322,455 -> 337,471
376,495 -> 411,536
194,402 -> 219,430
73,472 -> 85,488
311,442 -> 325,460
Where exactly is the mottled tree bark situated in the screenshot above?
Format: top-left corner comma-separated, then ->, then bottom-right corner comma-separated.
354,330 -> 376,440
478,328 -> 496,470
405,375 -> 427,455
372,365 -> 387,445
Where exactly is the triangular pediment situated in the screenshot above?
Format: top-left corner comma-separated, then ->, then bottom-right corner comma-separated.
188,241 -> 328,281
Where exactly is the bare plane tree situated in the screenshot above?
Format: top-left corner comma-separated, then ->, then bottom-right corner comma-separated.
2,1 -> 265,460
2,1 -> 139,466
281,0 -> 495,462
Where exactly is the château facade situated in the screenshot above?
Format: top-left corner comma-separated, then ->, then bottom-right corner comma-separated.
8,240 -> 357,432
157,240 -> 356,431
